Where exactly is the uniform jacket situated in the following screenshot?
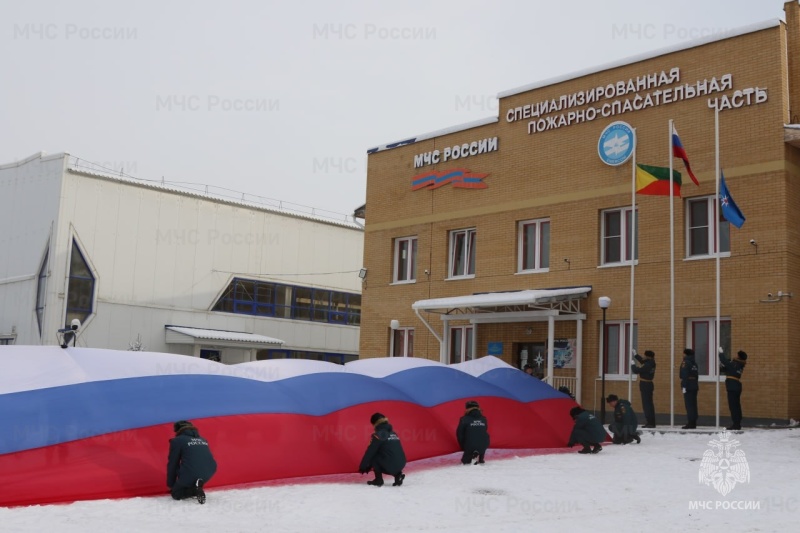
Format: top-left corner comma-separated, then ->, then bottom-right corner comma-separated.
632,354 -> 656,381
719,351 -> 746,392
612,399 -> 638,430
359,420 -> 407,475
568,410 -> 607,446
166,426 -> 218,488
456,408 -> 490,453
680,355 -> 699,391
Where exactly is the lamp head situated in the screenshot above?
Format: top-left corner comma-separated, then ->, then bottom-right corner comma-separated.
598,296 -> 611,309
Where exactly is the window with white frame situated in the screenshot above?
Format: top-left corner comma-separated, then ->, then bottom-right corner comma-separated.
449,325 -> 474,364
601,207 -> 638,265
687,197 -> 730,257
600,320 -> 638,376
448,228 -> 476,278
518,218 -> 550,272
391,328 -> 414,357
687,317 -> 731,377
393,236 -> 417,283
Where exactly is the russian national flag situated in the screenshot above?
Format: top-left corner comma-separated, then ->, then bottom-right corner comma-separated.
672,126 -> 700,186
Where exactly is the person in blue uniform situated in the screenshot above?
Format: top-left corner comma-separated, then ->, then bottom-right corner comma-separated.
680,348 -> 699,429
631,349 -> 656,427
358,413 -> 407,487
719,347 -> 747,430
167,421 -> 217,504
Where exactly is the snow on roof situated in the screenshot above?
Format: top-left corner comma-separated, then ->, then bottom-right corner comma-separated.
165,326 -> 284,345
66,162 -> 363,231
367,116 -> 498,154
366,19 -> 781,155
412,287 -> 592,311
498,18 -> 781,99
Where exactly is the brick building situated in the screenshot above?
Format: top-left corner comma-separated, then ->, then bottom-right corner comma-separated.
360,2 -> 800,425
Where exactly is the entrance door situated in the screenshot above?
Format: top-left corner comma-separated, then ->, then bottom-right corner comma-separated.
515,342 -> 546,375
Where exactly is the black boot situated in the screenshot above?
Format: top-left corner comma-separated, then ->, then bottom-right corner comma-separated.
392,473 -> 405,486
578,445 -> 592,454
591,444 -> 603,454
367,478 -> 384,487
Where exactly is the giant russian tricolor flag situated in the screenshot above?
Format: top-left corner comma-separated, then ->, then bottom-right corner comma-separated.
0,347 -> 576,507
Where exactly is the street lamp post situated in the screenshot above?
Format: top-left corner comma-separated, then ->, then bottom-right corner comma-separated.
598,296 -> 611,425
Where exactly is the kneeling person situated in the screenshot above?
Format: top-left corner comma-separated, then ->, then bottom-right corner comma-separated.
358,413 -> 407,487
167,420 -> 218,504
457,400 -> 490,465
606,395 -> 640,444
567,407 -> 606,454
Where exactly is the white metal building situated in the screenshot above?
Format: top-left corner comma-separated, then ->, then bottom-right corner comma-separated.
0,152 -> 364,364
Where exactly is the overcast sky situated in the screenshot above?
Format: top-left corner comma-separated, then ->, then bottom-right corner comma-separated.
0,0 -> 789,220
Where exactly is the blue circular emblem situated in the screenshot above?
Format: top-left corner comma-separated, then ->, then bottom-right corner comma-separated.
598,121 -> 635,166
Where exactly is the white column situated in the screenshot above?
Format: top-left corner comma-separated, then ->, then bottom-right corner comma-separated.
576,318 -> 583,403
547,316 -> 555,385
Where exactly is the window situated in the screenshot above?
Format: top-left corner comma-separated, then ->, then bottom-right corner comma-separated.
391,328 -> 414,357
393,236 -> 417,283
211,278 -> 360,325
66,240 -> 95,326
601,207 -> 638,265
36,248 -> 49,336
449,325 -> 474,364
687,197 -> 730,257
518,218 -> 550,272
449,228 -> 476,278
200,349 -> 221,362
256,349 -> 358,365
600,320 -> 638,376
687,317 -> 731,377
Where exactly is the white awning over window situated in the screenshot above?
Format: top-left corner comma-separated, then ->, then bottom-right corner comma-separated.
165,326 -> 284,349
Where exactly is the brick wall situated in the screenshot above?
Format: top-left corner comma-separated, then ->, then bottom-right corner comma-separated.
362,25 -> 799,423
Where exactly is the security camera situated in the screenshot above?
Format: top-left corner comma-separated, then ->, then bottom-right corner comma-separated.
424,269 -> 429,275
70,318 -> 81,330
768,292 -> 773,299
749,239 -> 756,245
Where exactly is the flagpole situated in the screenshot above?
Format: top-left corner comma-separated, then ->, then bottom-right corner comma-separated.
669,119 -> 675,428
715,106 -> 721,429
629,128 -> 636,403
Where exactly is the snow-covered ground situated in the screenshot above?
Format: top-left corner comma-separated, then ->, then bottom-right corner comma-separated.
1,428 -> 797,533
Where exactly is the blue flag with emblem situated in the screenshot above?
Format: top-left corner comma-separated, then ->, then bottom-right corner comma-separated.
720,172 -> 745,228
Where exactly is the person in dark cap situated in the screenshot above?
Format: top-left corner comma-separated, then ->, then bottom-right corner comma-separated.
567,406 -> 605,454
680,348 -> 699,429
456,400 -> 490,465
167,420 -> 217,504
358,413 -> 407,487
631,349 -> 657,427
719,347 -> 748,430
606,394 -> 640,444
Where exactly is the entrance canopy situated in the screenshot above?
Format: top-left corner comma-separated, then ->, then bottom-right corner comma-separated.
411,286 -> 592,401
412,286 -> 592,316
165,325 -> 284,349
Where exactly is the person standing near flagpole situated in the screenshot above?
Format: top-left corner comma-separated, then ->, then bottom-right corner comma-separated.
680,348 -> 699,429
719,347 -> 748,430
631,349 -> 657,427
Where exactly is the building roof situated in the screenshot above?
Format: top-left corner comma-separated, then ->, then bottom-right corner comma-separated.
786,124 -> 800,148
165,326 -> 284,348
367,18 -> 781,154
497,18 -> 781,98
412,287 -> 592,312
